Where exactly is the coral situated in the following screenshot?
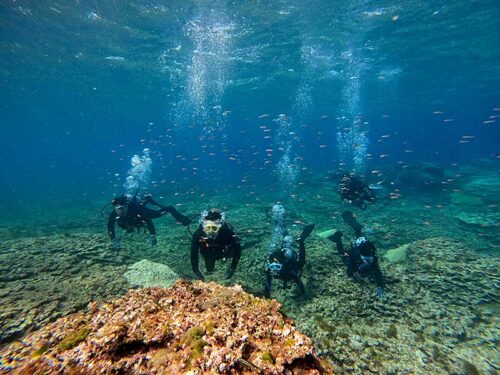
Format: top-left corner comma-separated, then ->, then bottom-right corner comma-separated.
124,259 -> 179,288
0,280 -> 329,374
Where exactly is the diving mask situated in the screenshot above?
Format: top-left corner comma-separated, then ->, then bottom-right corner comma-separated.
203,220 -> 221,238
267,262 -> 282,276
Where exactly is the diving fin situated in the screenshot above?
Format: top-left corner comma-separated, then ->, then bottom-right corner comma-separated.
298,224 -> 315,242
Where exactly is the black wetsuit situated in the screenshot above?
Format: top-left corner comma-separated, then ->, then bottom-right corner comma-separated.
333,238 -> 384,288
264,241 -> 306,297
190,224 -> 241,279
338,174 -> 376,209
107,199 -> 188,240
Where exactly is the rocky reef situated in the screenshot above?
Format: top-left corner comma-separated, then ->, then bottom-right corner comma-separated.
0,280 -> 330,374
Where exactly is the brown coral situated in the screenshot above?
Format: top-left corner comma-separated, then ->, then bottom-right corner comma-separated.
0,280 -> 331,374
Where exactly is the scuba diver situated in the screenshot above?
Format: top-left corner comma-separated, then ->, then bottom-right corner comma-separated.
338,173 -> 376,210
263,204 -> 315,298
190,209 -> 241,281
107,193 -> 191,250
328,211 -> 386,299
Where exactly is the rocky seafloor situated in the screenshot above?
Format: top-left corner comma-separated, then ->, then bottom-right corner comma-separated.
1,281 -> 329,374
0,163 -> 498,373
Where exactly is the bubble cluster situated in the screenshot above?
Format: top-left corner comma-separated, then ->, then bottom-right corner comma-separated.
124,148 -> 152,195
274,114 -> 300,197
268,204 -> 287,254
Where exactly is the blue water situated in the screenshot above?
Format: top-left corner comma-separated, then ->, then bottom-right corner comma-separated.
0,0 -> 498,204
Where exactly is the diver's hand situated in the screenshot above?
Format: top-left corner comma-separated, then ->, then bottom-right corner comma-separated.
225,267 -> 236,279
112,239 -> 121,250
353,271 -> 362,281
376,287 -> 386,299
194,271 -> 205,282
148,234 -> 157,246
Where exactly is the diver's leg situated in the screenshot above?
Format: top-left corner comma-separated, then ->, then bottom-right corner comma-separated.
341,211 -> 362,237
143,207 -> 163,219
358,262 -> 371,276
160,206 -> 191,226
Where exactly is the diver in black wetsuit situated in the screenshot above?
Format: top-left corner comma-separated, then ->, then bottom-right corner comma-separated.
190,209 -> 241,281
338,173 -> 376,210
264,224 -> 315,298
107,194 -> 191,250
328,211 -> 386,299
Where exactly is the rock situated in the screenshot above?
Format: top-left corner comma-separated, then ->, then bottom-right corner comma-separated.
124,259 -> 179,288
317,229 -> 338,239
395,163 -> 446,192
383,244 -> 409,263
450,192 -> 484,207
455,212 -> 499,227
0,281 -> 331,374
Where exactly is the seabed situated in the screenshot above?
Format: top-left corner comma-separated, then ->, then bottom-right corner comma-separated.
0,162 -> 498,374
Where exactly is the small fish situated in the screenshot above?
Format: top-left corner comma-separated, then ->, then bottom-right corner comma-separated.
105,56 -> 125,61
258,114 -> 270,118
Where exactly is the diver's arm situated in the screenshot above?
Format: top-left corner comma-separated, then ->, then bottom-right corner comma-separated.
372,257 -> 385,288
230,234 -> 241,270
107,212 -> 117,240
143,216 -> 157,236
264,270 -> 272,297
190,229 -> 204,280
290,271 -> 305,294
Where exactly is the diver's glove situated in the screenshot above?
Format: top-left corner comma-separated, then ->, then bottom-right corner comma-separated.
225,267 -> 236,279
194,271 -> 205,282
112,239 -> 121,250
376,287 -> 386,300
148,234 -> 157,246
